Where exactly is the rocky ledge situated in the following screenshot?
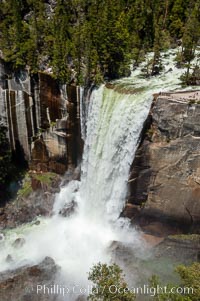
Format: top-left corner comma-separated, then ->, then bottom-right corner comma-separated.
127,90 -> 200,235
0,172 -> 61,230
0,257 -> 59,301
154,234 -> 200,263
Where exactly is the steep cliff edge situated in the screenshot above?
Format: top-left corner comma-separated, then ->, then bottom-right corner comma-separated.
128,91 -> 200,235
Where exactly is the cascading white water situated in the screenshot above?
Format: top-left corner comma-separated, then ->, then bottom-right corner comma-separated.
79,86 -> 152,222
0,48 -> 199,299
51,84 -> 150,290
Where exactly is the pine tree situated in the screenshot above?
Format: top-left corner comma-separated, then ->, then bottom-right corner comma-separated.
0,0 -> 199,83
0,0 -> 25,66
181,2 -> 200,83
50,0 -> 76,82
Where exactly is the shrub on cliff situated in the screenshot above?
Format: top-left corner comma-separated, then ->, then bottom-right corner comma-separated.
150,262 -> 200,301
88,262 -> 135,301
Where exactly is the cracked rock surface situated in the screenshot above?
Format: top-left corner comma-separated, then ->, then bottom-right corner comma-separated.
128,93 -> 200,234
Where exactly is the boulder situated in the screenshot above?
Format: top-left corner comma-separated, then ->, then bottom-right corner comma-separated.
0,257 -> 59,301
12,237 -> 26,249
59,200 -> 77,217
5,254 -> 13,263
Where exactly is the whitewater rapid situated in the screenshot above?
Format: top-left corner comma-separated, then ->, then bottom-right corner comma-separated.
0,48 -> 198,299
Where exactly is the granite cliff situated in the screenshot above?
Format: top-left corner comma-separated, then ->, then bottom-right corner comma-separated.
0,60 -> 83,175
128,91 -> 200,235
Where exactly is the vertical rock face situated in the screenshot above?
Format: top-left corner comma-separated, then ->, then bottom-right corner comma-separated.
66,85 -> 83,168
30,74 -> 69,174
129,92 -> 200,234
0,60 -> 83,174
38,73 -> 63,129
0,64 -> 34,161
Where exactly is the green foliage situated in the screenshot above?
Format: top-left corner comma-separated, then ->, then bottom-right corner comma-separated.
17,172 -> 58,198
188,65 -> 200,85
0,0 -> 199,83
180,64 -> 200,86
176,2 -> 200,83
149,262 -> 200,301
182,3 -> 200,63
88,262 -> 135,301
34,172 -> 57,185
17,174 -> 32,198
176,263 -> 200,301
149,275 -> 191,301
169,0 -> 190,38
168,234 -> 200,242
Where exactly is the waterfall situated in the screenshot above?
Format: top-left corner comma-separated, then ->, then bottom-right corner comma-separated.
0,48 -> 198,299
50,84 -> 151,288
0,83 -> 150,296
79,86 -> 151,221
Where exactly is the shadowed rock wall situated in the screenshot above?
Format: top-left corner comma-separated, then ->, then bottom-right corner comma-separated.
0,60 -> 83,174
128,93 -> 200,234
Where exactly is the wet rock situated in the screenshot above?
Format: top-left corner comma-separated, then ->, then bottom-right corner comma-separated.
120,203 -> 140,219
33,220 -> 40,226
0,257 -> 59,301
12,237 -> 26,249
5,255 -> 13,263
59,200 -> 77,217
151,65 -> 161,76
61,166 -> 81,187
154,235 -> 200,262
108,240 -> 120,252
166,67 -> 173,73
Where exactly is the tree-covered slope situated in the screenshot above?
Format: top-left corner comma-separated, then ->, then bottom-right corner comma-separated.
0,0 -> 199,84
